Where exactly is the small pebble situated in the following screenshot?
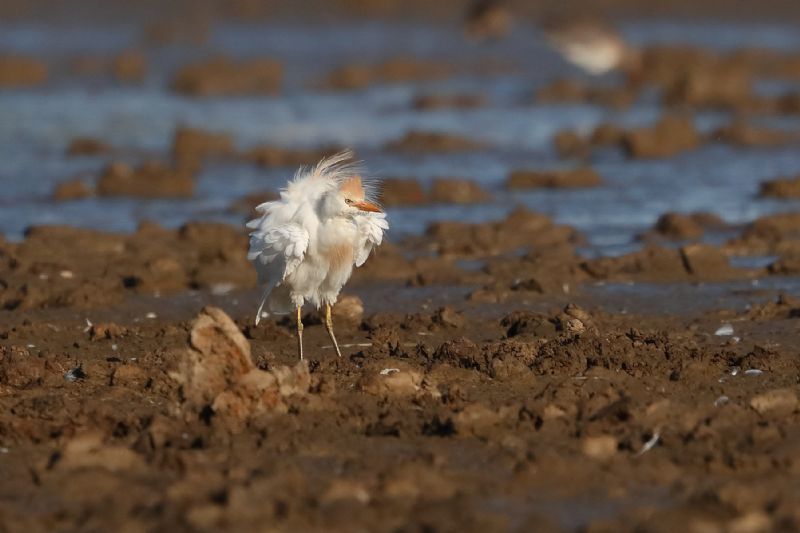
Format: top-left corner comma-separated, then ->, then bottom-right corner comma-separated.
64,366 -> 86,382
715,324 -> 734,336
744,369 -> 764,376
380,368 -> 400,375
145,312 -> 157,319
59,270 -> 74,279
210,282 -> 235,295
714,395 -> 730,406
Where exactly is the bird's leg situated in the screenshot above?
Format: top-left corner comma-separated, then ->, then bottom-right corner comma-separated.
296,306 -> 304,360
325,303 -> 343,358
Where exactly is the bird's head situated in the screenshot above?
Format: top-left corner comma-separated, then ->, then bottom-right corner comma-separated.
321,175 -> 382,219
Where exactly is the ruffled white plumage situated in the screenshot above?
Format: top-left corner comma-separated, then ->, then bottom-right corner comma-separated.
246,151 -> 387,324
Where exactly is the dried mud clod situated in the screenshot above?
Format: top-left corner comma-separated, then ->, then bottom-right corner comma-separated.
170,306 -> 310,432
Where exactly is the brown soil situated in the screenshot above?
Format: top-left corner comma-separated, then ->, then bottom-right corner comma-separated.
381,178 -> 491,205
171,127 -> 236,169
112,50 -> 147,83
245,145 -> 342,168
385,131 -> 487,152
52,178 -> 94,201
227,191 -> 281,218
621,115 -> 701,159
506,168 -> 602,189
380,178 -> 428,206
413,92 -> 487,111
536,79 -> 637,110
644,212 -> 728,241
172,56 -> 283,97
429,178 -> 491,204
4,177 -> 800,530
759,175 -> 800,198
2,219 -> 800,531
0,55 -> 48,87
319,57 -> 453,91
95,161 -> 195,198
66,137 -> 113,156
712,120 -> 800,147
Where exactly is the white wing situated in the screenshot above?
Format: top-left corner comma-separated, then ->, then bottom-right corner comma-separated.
354,212 -> 388,267
247,223 -> 309,323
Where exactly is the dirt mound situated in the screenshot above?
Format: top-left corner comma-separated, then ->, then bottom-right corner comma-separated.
96,161 -> 194,198
53,178 -> 93,201
536,79 -> 637,109
759,175 -> 800,198
171,306 -> 310,432
622,115 -> 701,158
113,50 -> 147,83
66,137 -> 112,156
413,92 -> 486,110
320,56 -> 453,91
228,191 -> 281,217
172,57 -> 282,96
380,178 -> 490,205
380,178 -> 428,205
429,178 -> 490,203
385,130 -> 486,152
507,167 -> 602,189
171,127 -> 236,168
646,212 -> 727,241
0,223 -> 253,310
245,145 -> 341,168
425,207 -> 581,257
713,120 -> 800,147
731,212 -> 800,253
582,244 -> 749,282
0,55 -> 48,87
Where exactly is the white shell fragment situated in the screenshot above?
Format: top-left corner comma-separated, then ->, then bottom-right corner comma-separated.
210,282 -> 235,296
714,395 -> 730,407
715,324 -> 734,336
636,432 -> 660,457
145,312 -> 157,319
64,366 -> 86,382
380,368 -> 400,375
744,369 -> 764,376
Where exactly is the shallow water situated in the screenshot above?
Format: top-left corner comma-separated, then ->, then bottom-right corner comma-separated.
3,19 -> 800,255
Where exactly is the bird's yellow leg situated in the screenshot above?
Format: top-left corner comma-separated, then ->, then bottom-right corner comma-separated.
325,303 -> 343,358
296,306 -> 304,360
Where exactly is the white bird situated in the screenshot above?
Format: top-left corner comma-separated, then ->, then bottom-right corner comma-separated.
542,17 -> 640,76
246,151 -> 388,359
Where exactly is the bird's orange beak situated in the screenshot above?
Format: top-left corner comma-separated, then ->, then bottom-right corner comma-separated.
353,200 -> 382,213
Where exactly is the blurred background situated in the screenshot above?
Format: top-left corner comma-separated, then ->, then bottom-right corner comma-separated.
3,0 -> 800,258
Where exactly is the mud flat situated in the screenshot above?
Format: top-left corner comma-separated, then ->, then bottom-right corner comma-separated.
2,218 -> 800,532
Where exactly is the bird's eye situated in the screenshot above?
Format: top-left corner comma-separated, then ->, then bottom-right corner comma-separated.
345,198 -> 353,205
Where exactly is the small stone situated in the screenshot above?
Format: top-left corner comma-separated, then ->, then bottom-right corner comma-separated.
53,179 -> 93,201
581,435 -> 618,460
320,479 -> 371,505
332,295 -> 364,323
564,318 -> 585,333
750,388 -> 798,417
715,324 -> 734,336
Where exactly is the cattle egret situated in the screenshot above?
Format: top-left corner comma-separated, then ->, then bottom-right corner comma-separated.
246,151 -> 388,359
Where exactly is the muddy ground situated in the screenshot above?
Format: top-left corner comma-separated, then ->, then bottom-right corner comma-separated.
4,1 -> 800,532
1,212 -> 800,533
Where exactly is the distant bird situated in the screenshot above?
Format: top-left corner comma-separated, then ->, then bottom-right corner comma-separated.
246,151 -> 388,359
464,0 -> 512,42
542,16 -> 640,76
